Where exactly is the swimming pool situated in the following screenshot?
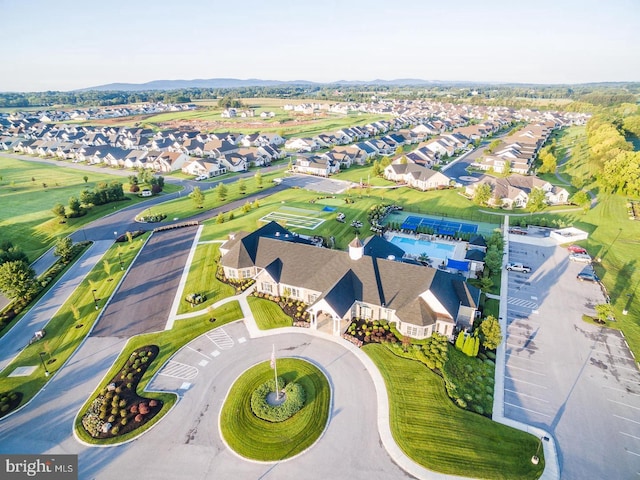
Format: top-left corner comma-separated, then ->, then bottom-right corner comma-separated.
389,235 -> 456,258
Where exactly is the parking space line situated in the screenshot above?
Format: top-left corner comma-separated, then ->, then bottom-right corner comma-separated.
605,386 -> 640,397
592,350 -> 635,361
508,332 -> 544,345
505,341 -> 542,353
505,353 -> 545,364
609,399 -> 640,411
186,345 -> 211,360
507,364 -> 546,376
505,388 -> 549,403
625,449 -> 640,457
505,376 -> 548,389
504,402 -> 551,417
613,365 -> 640,373
620,432 -> 640,441
614,414 -> 640,425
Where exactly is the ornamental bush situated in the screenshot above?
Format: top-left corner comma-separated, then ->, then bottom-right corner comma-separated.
250,377 -> 306,423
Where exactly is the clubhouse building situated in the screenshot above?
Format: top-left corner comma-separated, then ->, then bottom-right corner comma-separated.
220,222 -> 481,340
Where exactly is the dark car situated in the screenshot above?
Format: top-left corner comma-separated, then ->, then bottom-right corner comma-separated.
577,272 -> 599,282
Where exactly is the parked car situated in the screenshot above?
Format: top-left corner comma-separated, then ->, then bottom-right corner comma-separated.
509,227 -> 528,235
569,253 -> 592,264
273,178 -> 283,185
577,271 -> 599,282
194,174 -> 208,181
506,262 -> 531,273
567,245 -> 587,254
28,329 -> 46,345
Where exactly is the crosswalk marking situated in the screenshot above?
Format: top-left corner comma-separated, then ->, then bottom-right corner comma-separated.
206,328 -> 234,350
508,297 -> 539,309
158,361 -> 198,380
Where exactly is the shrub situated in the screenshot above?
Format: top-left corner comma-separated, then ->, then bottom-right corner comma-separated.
121,418 -> 128,426
250,378 -> 306,423
149,400 -> 158,407
110,425 -> 119,435
130,405 -> 138,414
139,403 -> 149,415
135,414 -> 144,422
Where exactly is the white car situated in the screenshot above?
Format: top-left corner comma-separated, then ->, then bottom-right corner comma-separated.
569,253 -> 592,264
194,175 -> 208,181
506,262 -> 531,273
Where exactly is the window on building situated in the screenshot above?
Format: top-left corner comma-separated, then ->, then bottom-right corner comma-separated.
289,287 -> 299,298
241,269 -> 252,279
227,269 -> 237,279
360,305 -> 371,319
308,294 -> 317,304
261,282 -> 272,293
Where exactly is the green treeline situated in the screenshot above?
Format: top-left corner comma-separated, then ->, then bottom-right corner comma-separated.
586,103 -> 640,197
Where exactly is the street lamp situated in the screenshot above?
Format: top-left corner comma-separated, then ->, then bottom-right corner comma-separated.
91,289 -> 99,310
118,252 -> 124,270
113,231 -> 118,240
531,437 -> 543,464
39,352 -> 50,377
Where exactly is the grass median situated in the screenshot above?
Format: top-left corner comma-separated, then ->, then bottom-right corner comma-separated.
219,358 -> 330,461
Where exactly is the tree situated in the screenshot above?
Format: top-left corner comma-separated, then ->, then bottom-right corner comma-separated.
190,187 -> 205,209
255,171 -> 263,189
571,190 -> 590,213
483,245 -> 502,276
215,182 -> 228,201
537,147 -> 557,174
399,156 -> 408,165
54,237 -> 74,263
68,196 -> 82,216
401,335 -> 411,352
455,331 -> 466,350
371,160 -> 382,177
83,175 -> 89,183
238,178 -> 247,195
480,316 -> 503,350
0,260 -> 36,300
79,189 -> 96,206
594,303 -> 614,324
473,183 -> 492,206
215,212 -> 224,224
52,203 -> 66,223
0,241 -> 28,266
527,188 -> 547,213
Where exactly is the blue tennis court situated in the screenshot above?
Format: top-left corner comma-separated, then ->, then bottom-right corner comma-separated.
400,215 -> 478,235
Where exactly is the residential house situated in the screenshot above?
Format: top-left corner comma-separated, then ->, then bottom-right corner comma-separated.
152,151 -> 190,172
384,163 -> 451,191
293,155 -> 338,176
284,137 -> 321,152
465,174 -> 569,209
181,159 -> 227,177
219,153 -> 248,172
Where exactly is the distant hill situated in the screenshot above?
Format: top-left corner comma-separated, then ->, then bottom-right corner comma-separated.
79,78 -> 440,92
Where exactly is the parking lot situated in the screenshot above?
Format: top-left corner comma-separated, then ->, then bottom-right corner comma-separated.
280,174 -> 353,194
504,240 -> 640,480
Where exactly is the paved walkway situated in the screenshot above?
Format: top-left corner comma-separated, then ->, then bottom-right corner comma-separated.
493,215 -> 560,480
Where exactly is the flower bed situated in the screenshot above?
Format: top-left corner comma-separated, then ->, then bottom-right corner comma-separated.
251,377 -> 306,422
216,268 -> 255,293
81,345 -> 163,438
251,291 -> 311,323
345,318 -> 397,345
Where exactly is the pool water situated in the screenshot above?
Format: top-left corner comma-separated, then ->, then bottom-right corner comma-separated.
389,235 -> 456,258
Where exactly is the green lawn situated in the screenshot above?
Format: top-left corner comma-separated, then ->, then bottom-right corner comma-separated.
364,344 -> 544,479
135,169 -> 285,222
0,156 -> 179,260
247,296 -> 293,329
219,358 -> 330,461
0,234 -> 150,408
74,301 -> 243,444
177,243 -> 235,314
332,164 -> 397,186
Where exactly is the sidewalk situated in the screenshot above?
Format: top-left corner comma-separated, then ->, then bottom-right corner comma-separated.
0,240 -> 113,374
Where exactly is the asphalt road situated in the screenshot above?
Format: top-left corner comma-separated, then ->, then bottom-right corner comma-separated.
91,227 -> 198,338
86,323 -> 414,480
503,241 -> 640,479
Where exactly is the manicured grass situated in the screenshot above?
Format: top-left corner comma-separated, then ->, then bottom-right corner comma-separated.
363,344 -> 544,479
0,234 -> 150,408
442,346 -> 495,415
247,297 -> 292,329
0,156 -> 177,260
219,358 -> 330,461
332,164 -> 397,186
135,168 -> 285,221
177,243 -> 235,314
74,301 -> 243,444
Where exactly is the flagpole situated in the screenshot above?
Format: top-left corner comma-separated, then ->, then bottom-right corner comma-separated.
271,344 -> 279,401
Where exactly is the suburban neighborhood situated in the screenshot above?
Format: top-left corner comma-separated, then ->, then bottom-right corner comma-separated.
1,3 -> 639,480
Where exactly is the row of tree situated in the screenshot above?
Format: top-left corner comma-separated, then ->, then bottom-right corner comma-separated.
52,181 -> 125,221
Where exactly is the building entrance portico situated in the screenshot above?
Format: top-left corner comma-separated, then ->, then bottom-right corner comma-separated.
311,310 -> 349,336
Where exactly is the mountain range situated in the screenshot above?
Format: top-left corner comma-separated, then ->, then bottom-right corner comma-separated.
80,78 -> 440,92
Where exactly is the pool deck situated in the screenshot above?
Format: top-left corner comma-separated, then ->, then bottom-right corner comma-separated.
384,231 -> 468,268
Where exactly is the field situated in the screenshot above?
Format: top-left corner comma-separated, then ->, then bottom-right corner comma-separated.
364,344 -> 544,479
0,157 -> 170,260
80,98 -> 390,139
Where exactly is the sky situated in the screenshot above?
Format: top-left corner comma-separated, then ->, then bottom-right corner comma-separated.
0,0 -> 639,92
